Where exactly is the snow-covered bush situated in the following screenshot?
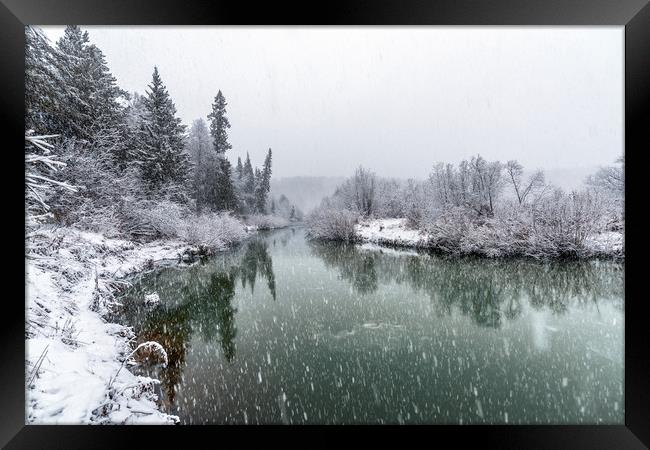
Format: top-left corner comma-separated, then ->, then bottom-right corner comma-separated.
306,207 -> 358,242
120,200 -> 246,249
181,212 -> 246,248
422,191 -> 611,259
528,189 -> 608,258
119,199 -> 188,241
426,206 -> 477,254
402,179 -> 432,228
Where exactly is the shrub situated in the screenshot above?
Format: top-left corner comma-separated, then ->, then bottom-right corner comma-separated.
305,207 -> 358,242
180,212 -> 246,248
119,199 -> 187,241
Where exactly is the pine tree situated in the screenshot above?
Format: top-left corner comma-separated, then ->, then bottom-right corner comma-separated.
54,26 -> 127,142
236,157 -> 243,180
255,148 -> 272,213
206,90 -> 237,210
243,153 -> 255,194
237,152 -> 256,213
120,92 -> 147,170
214,158 -> 237,211
138,67 -> 188,192
186,119 -> 213,212
25,26 -> 63,135
207,90 -> 232,155
254,167 -> 261,182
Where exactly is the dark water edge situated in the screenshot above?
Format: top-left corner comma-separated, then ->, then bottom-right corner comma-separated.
111,227 -> 624,425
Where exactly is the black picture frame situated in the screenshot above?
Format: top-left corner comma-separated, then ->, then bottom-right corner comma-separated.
2,0 -> 648,448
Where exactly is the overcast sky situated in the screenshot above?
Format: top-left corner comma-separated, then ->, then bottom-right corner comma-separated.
40,26 -> 623,179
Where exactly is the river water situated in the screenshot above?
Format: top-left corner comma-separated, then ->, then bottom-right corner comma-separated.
112,227 -> 624,424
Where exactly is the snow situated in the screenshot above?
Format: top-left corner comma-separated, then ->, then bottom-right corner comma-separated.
354,218 -> 624,257
585,231 -> 624,256
25,225 -> 203,425
355,218 -> 429,248
144,292 -> 160,305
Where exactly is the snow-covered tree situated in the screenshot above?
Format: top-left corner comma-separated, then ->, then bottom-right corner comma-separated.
137,67 -> 188,192
54,26 -> 127,143
235,157 -> 243,180
254,148 -> 272,213
236,152 -> 256,213
207,90 -> 231,155
586,156 -> 624,197
118,92 -> 148,170
186,119 -> 213,213
505,160 -> 547,206
375,178 -> 403,218
585,156 -> 624,228
243,154 -> 255,193
207,91 -> 237,210
333,166 -> 377,217
25,26 -> 63,135
468,155 -> 504,217
213,158 -> 237,211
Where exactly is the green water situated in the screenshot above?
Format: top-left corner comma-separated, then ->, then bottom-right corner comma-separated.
113,227 -> 624,424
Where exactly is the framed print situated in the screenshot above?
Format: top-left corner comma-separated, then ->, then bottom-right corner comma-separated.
2,0 -> 649,448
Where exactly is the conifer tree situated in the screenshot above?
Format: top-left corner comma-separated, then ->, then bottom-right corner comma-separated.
214,159 -> 237,211
236,157 -> 243,180
120,92 -> 148,170
255,148 -> 272,213
54,26 -> 127,142
186,119 -> 212,212
138,67 -> 188,191
25,26 -> 62,135
207,91 -> 232,155
243,153 -> 255,194
207,91 -> 237,210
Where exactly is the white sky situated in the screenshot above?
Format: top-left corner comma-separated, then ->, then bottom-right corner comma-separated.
40,26 -> 623,179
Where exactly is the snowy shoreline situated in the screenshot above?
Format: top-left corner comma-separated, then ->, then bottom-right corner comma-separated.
25,218 -> 620,424
25,225 -> 264,425
354,218 -> 624,259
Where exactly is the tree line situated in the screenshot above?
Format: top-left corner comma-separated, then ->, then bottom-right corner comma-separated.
307,155 -> 624,258
25,25 -> 296,238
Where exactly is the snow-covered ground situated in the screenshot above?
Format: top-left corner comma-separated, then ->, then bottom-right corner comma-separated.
584,231 -> 624,256
26,226 -> 203,425
355,218 -> 624,257
355,218 -> 430,248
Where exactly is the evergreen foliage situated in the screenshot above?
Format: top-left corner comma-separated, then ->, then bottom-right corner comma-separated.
137,67 -> 188,192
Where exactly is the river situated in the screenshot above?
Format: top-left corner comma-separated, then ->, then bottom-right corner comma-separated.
112,227 -> 624,424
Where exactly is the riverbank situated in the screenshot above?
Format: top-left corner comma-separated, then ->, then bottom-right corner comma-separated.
25,223 -> 267,424
355,218 -> 624,259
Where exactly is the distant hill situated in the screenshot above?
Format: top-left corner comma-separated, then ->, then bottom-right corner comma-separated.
271,176 -> 346,214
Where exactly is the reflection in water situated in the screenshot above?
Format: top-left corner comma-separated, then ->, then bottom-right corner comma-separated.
114,229 -> 623,424
114,235 -> 277,409
240,240 -> 276,300
206,272 -> 238,361
309,241 -> 623,328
